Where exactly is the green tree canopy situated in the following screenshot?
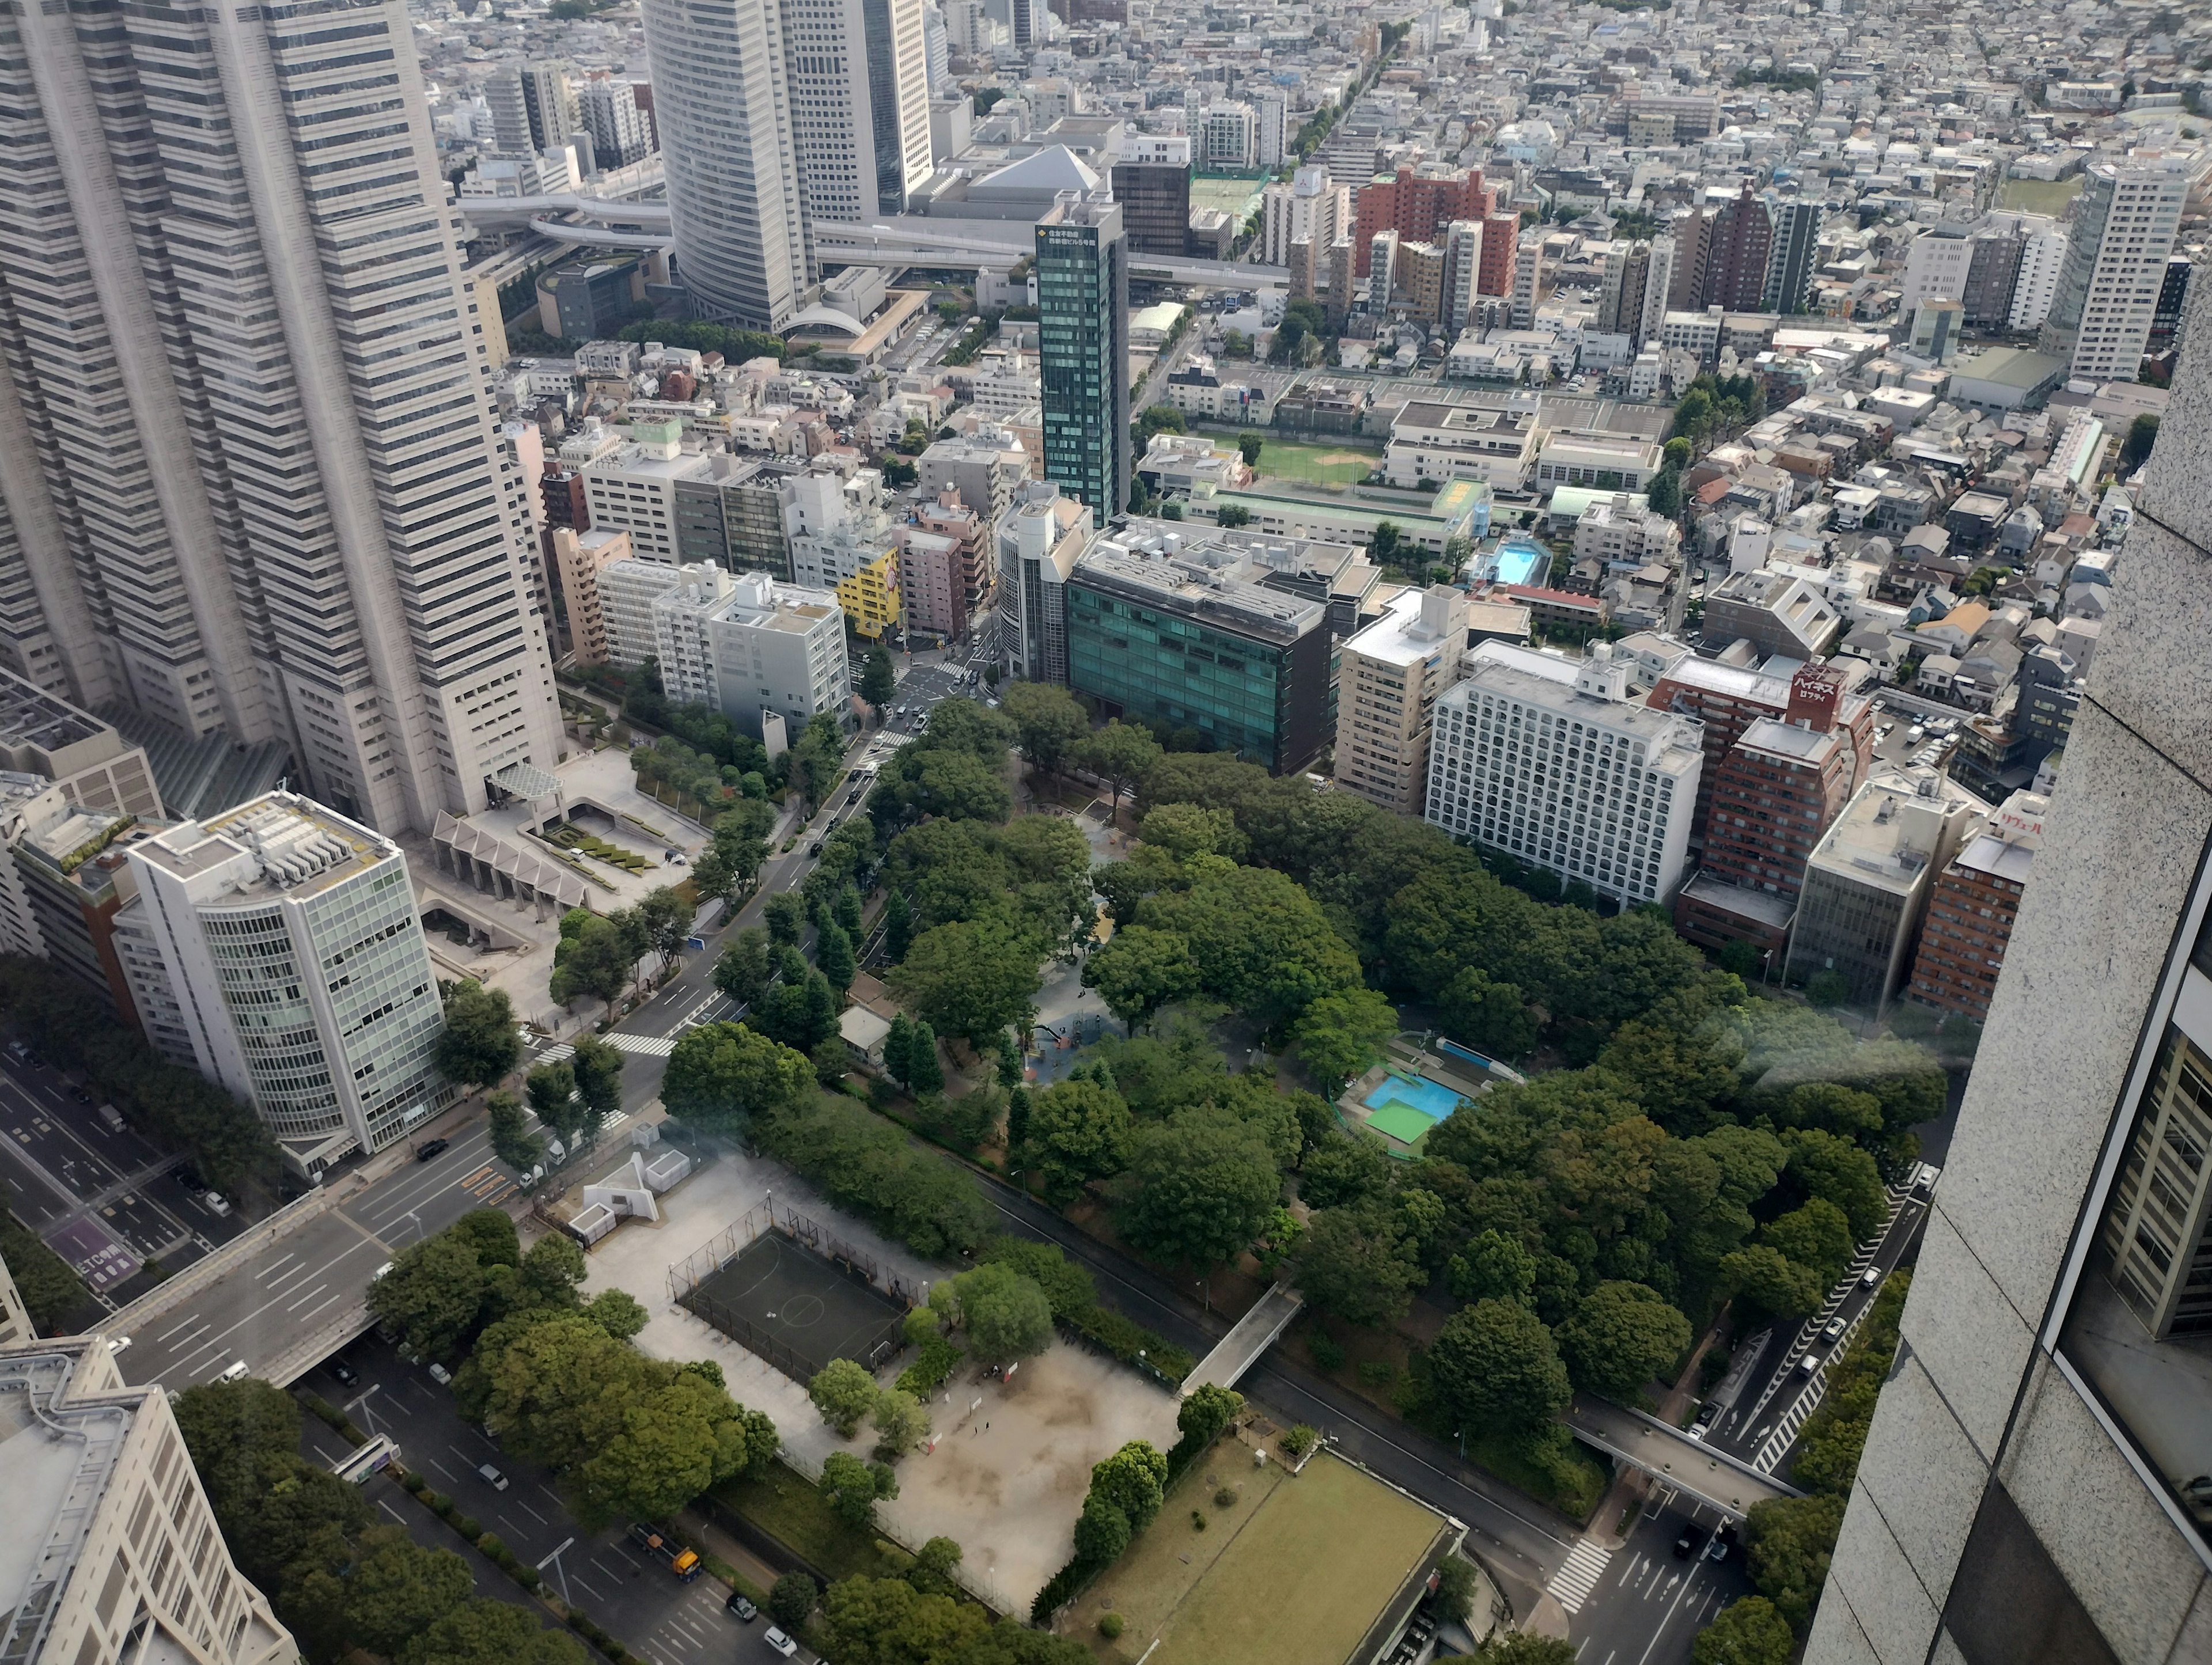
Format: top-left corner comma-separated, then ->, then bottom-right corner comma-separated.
952,1262 -> 1055,1364
410,1598 -> 593,1665
1291,987 -> 1399,1093
1118,1103 -> 1281,1271
1294,1197 -> 1426,1326
1429,1298 -> 1572,1444
819,1450 -> 900,1529
435,980 -> 521,1087
1028,1076 -> 1135,1204
809,1357 -> 882,1437
1080,720 -> 1164,813
891,917 -> 1044,1046
1001,681 -> 1092,782
342,1527 -> 474,1659
1691,1596 -> 1796,1665
1556,1281 -> 1692,1402
660,1022 -> 815,1136
714,926 -> 779,1008
1082,926 -> 1200,1035
1745,1493 -> 1847,1633
860,647 -> 897,710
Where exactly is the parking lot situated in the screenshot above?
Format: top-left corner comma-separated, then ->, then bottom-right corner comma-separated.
297,1334 -> 813,1665
0,1049 -> 245,1315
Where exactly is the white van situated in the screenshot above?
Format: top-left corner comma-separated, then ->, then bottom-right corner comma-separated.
217,1360 -> 250,1384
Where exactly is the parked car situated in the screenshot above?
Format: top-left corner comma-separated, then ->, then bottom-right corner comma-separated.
726,1594 -> 759,1622
329,1359 -> 360,1388
428,1362 -> 453,1386
477,1463 -> 509,1492
763,1628 -> 799,1659
218,1360 -> 250,1383
1706,1523 -> 1739,1562
203,1191 -> 232,1218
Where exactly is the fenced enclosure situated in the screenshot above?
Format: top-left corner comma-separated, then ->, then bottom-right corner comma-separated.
670,1200 -> 914,1383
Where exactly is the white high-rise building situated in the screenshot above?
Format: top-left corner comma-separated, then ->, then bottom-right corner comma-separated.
2041,156 -> 2190,382
922,3 -> 951,93
578,73 -> 656,168
1442,221 -> 1486,335
1254,92 -> 1288,170
1200,102 -> 1257,170
1424,642 -> 1705,905
0,0 -> 563,835
782,0 -> 934,241
642,0 -> 809,327
1639,233 -> 1679,348
2010,219 -> 2070,331
1261,165 -> 1350,267
124,794 -> 450,1179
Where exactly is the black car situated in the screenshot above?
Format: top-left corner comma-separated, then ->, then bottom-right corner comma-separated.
725,1593 -> 759,1622
329,1359 -> 360,1389
415,1137 -> 449,1162
171,1163 -> 206,1193
1673,1522 -> 1703,1560
69,1086 -> 91,1103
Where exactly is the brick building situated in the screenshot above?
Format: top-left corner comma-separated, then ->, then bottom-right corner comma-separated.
1647,653 -> 1875,845
1904,789 -> 2046,1018
1353,165 -> 1497,278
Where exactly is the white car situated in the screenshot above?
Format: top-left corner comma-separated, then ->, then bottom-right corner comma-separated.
763,1628 -> 800,1659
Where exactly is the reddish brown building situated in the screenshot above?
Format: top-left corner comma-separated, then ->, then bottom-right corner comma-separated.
1674,663 -> 1868,957
1353,165 -> 1497,277
1648,654 -> 1874,847
541,464 -> 589,532
1905,790 -> 2046,1018
1481,212 -> 1521,297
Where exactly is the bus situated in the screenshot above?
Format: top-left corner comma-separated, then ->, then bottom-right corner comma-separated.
332,1435 -> 399,1485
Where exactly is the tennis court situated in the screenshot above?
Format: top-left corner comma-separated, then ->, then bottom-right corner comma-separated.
679,1226 -> 908,1385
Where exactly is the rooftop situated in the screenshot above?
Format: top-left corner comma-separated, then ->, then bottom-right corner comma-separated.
1073,532 -> 1328,646
1737,714 -> 1847,764
0,1346 -> 136,1632
137,792 -> 389,905
1806,767 -> 1984,898
0,672 -> 107,756
1340,586 -> 1464,669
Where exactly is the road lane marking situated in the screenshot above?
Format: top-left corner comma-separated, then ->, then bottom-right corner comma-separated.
1547,1538 -> 1611,1614
285,1281 -> 331,1313
154,1314 -> 207,1345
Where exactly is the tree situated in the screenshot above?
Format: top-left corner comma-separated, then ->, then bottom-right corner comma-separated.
1089,1440 -> 1168,1534
1001,681 -> 1092,784
1433,1557 -> 1480,1627
810,1358 -> 883,1438
1173,1383 -> 1242,1457
870,1387 -> 931,1459
1294,1198 -> 1425,1325
765,890 -> 808,945
369,1230 -> 495,1362
1082,926 -> 1200,1034
636,885 -> 692,971
1718,1243 -> 1827,1319
1448,1229 -> 1539,1306
1783,1128 -> 1888,1241
715,927 -> 778,1008
1118,1105 -> 1280,1273
1760,1198 -> 1855,1287
952,1262 -> 1055,1364
1072,1490 -> 1132,1563
486,1090 -> 541,1173
883,1012 -> 915,1087
1473,1636 -> 1577,1665
342,1527 -> 474,1658
525,1061 -> 581,1147
1429,1299 -> 1572,1444
1236,430 -> 1264,468
883,889 -> 914,962
1080,720 -> 1164,814
1645,467 -> 1682,519
906,1538 -> 963,1599
1291,987 -> 1398,1093
1804,968 -> 1850,1010
549,913 -> 632,1009
860,647 -> 897,711
889,917 -> 1043,1047
817,919 -> 857,991
0,1196 -> 84,1333
660,1022 -> 815,1136
1438,967 -> 1538,1061
818,1450 -> 900,1529
1556,1281 -> 1692,1401
1692,1596 -> 1797,1665
435,980 -> 521,1087
1745,1493 -> 1847,1633
1297,1132 -> 1392,1209
769,1572 -> 819,1634
2122,411 -> 2161,470
748,968 -> 841,1053
906,1021 -> 945,1094
567,1034 -> 624,1143
1027,1076 -> 1134,1204
411,1599 -> 593,1665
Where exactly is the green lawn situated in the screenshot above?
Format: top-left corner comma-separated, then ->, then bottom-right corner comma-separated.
1070,1450 -> 1448,1665
1237,435 -> 1386,487
1999,175 -> 2085,215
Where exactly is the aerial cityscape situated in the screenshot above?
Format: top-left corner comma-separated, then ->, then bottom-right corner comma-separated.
0,0 -> 2203,1661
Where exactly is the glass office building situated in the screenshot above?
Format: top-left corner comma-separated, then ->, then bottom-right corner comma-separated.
1036,192 -> 1131,527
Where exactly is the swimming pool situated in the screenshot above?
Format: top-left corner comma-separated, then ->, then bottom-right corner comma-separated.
1491,538 -> 1547,587
1361,1072 -> 1468,1122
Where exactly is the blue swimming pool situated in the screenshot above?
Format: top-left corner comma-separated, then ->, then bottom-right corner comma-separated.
1491,538 -> 1547,587
1361,1072 -> 1467,1122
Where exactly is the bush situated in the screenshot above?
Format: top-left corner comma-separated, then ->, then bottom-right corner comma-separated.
895,1332 -> 964,1397
1357,1359 -> 1394,1386
476,1532 -> 508,1562
1190,1511 -> 1206,1530
1279,1424 -> 1318,1458
1214,1486 -> 1238,1508
768,1571 -> 819,1632
429,1493 -> 454,1516
454,1514 -> 482,1541
514,1564 -> 543,1591
1308,1332 -> 1346,1371
1099,1613 -> 1124,1639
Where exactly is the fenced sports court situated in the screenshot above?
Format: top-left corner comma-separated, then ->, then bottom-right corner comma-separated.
670,1200 -> 914,1383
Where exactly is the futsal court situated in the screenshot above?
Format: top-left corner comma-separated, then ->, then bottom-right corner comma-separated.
679,1226 -> 906,1383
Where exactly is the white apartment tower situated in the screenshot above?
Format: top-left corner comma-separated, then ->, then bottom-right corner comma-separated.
2041,157 -> 2190,381
2009,219 -> 2069,331
1425,642 -> 1705,905
782,0 -> 935,240
642,0 -> 809,327
0,0 -> 564,836
125,794 -> 450,1179
578,74 -> 656,169
1254,92 -> 1287,170
1261,166 -> 1350,268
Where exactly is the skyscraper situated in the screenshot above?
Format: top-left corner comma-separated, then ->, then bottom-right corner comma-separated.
0,0 -> 562,833
1702,181 -> 1774,312
2040,155 -> 2190,381
1113,135 -> 1196,257
578,73 -> 657,169
1805,290 -> 2212,1664
782,0 -> 934,236
642,0 -> 808,327
1036,193 -> 1130,527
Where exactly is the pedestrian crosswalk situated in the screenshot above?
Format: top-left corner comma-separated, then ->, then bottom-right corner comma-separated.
1547,1538 -> 1612,1615
536,1032 -> 678,1061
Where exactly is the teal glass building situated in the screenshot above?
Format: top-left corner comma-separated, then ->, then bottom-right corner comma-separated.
1035,192 -> 1130,527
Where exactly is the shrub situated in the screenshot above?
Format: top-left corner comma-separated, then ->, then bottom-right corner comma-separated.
1190,1511 -> 1206,1530
476,1532 -> 507,1561
1099,1613 -> 1125,1640
1308,1332 -> 1346,1371
1214,1486 -> 1238,1508
514,1565 -> 542,1591
1357,1359 -> 1394,1386
454,1515 -> 482,1541
429,1493 -> 454,1516
1279,1424 -> 1318,1458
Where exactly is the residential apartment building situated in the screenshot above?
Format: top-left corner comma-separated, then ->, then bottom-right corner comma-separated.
643,570 -> 851,739
0,0 -> 563,835
577,74 -> 656,168
1903,787 -> 2045,1019
125,794 -> 449,1179
1700,183 -> 1774,312
0,1296 -> 296,1665
1647,651 -> 1874,846
1703,571 -> 1845,660
1425,642 -> 1704,905
1262,166 -> 1351,268
1036,194 -> 1131,528
2040,155 -> 2191,382
835,552 -> 903,642
1110,136 -> 1194,257
902,491 -> 990,636
1351,165 -> 1498,280
1763,197 -> 1823,316
917,428 -> 1032,536
1573,496 -> 1682,573
1198,102 -> 1256,170
1806,300 -> 2212,1663
550,529 -> 635,667
1335,587 -> 1468,814
1782,765 -> 1985,1010
1065,527 -> 1333,775
675,455 -> 798,580
1675,663 -> 1866,958
582,423 -> 703,563
488,60 -> 580,156
599,559 -> 688,673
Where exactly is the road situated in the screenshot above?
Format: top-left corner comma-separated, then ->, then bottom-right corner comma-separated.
1560,1508 -> 1753,1665
296,1336 -> 813,1665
